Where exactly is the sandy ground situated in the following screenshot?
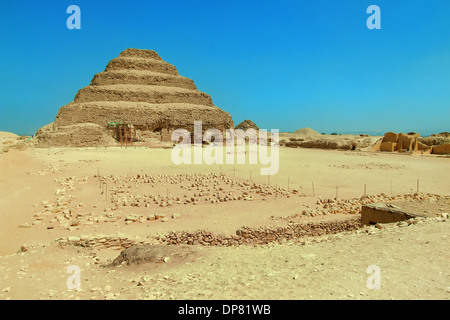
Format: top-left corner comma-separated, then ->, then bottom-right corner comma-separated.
1,217 -> 448,300
0,146 -> 449,300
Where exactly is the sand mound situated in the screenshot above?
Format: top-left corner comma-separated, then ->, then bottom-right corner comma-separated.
36,48 -> 234,147
0,132 -> 34,153
0,131 -> 19,139
293,127 -> 320,136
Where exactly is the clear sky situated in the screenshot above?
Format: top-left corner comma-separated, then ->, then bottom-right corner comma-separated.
1,0 -> 449,136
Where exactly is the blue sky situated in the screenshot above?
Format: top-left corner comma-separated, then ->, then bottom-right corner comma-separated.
1,0 -> 449,136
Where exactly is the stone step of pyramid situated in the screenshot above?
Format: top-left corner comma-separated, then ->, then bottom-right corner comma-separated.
105,56 -> 178,75
73,84 -> 214,106
55,102 -> 231,130
90,70 -> 197,90
118,48 -> 163,60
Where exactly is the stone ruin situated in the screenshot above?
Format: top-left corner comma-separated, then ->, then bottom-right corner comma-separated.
379,132 -> 427,153
371,132 -> 450,155
35,48 -> 234,147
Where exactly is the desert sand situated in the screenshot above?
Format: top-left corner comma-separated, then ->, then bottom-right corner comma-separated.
0,145 -> 449,300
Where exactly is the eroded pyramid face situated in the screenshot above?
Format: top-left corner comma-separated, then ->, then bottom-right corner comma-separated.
38,48 -> 233,146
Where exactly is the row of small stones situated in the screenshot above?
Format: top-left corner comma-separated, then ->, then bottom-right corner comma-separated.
159,218 -> 361,246
112,192 -> 256,207
108,175 -> 299,207
21,211 -> 181,229
102,172 -> 296,192
357,192 -> 446,204
53,218 -> 361,249
100,173 -> 270,189
315,192 -> 446,206
26,163 -> 65,176
278,193 -> 448,219
56,236 -> 146,250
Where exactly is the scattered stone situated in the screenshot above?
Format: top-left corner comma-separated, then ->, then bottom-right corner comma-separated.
70,220 -> 79,227
67,236 -> 81,242
18,223 -> 31,228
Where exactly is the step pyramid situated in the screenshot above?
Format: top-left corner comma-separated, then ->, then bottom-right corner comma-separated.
36,48 -> 234,147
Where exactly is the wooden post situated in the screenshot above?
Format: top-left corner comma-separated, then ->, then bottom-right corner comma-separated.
312,182 -> 315,197
364,184 -> 367,196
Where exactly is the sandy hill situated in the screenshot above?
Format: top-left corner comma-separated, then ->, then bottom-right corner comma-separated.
0,131 -> 19,139
36,48 -> 234,147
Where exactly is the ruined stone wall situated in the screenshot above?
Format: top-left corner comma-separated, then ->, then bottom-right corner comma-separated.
378,132 -> 432,154
432,144 -> 450,155
159,218 -> 361,246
